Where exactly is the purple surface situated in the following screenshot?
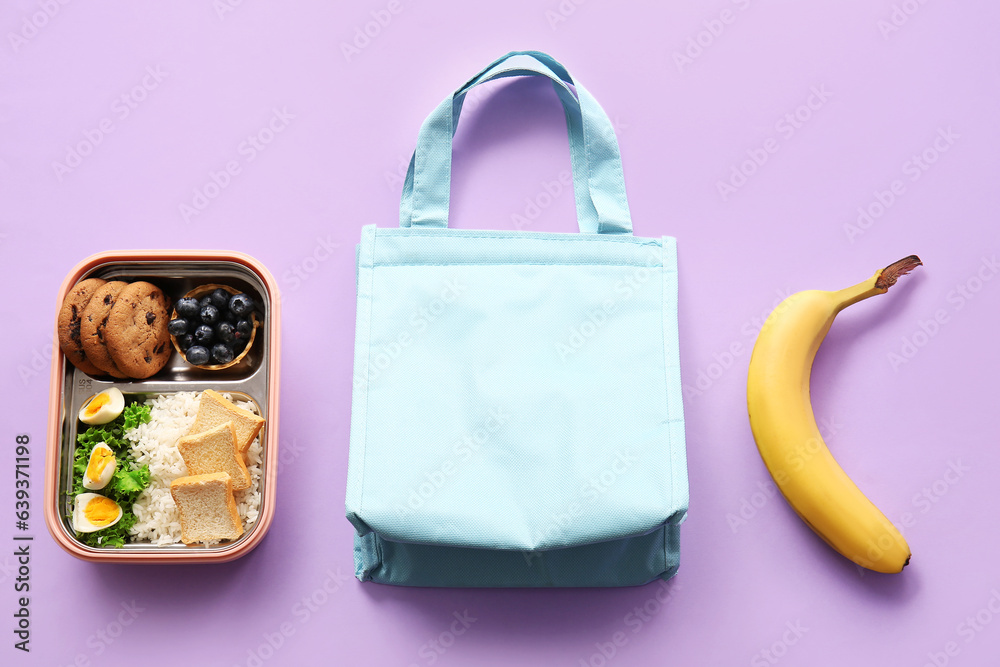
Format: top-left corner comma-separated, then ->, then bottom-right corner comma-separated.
2,1 -> 999,665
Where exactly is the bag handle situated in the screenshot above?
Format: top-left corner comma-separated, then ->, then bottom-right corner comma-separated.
399,51 -> 632,235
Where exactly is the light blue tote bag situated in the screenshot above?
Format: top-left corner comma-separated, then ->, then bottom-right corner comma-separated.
346,51 -> 688,587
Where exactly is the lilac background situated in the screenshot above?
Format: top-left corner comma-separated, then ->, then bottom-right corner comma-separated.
2,1 -> 999,665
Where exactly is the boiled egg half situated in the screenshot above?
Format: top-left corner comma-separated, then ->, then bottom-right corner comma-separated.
79,387 -> 125,425
82,443 -> 117,490
72,493 -> 123,533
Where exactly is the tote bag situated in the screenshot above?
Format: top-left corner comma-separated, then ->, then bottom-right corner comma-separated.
345,51 -> 688,587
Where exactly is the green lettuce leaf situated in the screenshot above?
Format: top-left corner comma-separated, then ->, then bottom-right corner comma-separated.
122,403 -> 151,431
68,399 -> 151,549
113,466 -> 150,496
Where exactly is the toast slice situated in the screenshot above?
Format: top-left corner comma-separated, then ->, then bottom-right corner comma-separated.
190,389 -> 264,455
177,421 -> 251,491
169,472 -> 243,544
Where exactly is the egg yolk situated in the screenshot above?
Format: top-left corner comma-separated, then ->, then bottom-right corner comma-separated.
84,497 -> 119,526
87,448 -> 114,481
84,393 -> 110,418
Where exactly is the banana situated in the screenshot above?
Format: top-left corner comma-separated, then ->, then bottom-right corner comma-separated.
746,256 -> 922,573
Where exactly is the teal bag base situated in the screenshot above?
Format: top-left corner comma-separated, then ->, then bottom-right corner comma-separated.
354,527 -> 681,588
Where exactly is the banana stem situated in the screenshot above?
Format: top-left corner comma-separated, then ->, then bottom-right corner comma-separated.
875,255 -> 923,290
833,278 -> 882,311
833,255 -> 923,312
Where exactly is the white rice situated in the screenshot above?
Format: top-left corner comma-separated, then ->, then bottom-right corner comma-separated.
125,391 -> 263,545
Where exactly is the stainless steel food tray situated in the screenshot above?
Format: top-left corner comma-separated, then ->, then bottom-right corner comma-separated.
45,251 -> 281,563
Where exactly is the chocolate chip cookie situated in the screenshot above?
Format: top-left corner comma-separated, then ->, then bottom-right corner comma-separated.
105,281 -> 172,379
80,280 -> 128,378
57,278 -> 107,376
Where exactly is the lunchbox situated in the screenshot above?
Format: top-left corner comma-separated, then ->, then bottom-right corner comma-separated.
43,250 -> 281,563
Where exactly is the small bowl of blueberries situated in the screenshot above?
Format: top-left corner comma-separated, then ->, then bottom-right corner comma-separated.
168,284 -> 260,370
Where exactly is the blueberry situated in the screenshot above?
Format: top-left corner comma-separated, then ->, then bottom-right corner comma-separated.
216,321 -> 236,344
211,343 -> 235,364
210,288 -> 231,310
222,308 -> 239,324
199,295 -> 214,310
199,304 -> 220,325
235,319 -> 253,339
177,334 -> 194,351
193,324 -> 214,345
233,337 -> 247,354
229,293 -> 255,317
175,297 -> 200,319
186,345 -> 210,365
167,318 -> 189,336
